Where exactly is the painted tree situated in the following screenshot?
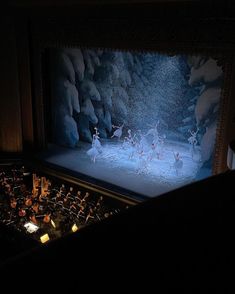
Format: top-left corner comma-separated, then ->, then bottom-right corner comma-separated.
137,54 -> 194,140
187,55 -> 223,164
51,48 -> 220,150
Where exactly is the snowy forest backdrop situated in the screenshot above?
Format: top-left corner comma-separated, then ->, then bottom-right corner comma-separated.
48,47 -> 224,184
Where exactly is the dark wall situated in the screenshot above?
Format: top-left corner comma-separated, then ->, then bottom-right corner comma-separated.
0,1 -> 235,154
0,15 -> 22,152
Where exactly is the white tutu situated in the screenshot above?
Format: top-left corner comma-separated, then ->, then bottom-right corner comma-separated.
87,147 -> 99,158
174,159 -> 183,173
113,128 -> 122,138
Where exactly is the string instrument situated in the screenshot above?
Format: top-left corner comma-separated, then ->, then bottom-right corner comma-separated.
32,188 -> 38,198
85,208 -> 95,223
39,194 -> 43,202
43,213 -> 51,223
33,213 -> 50,222
39,194 -> 48,202
96,196 -> 103,207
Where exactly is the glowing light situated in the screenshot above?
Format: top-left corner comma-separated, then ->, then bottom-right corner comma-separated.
51,219 -> 56,228
24,222 -> 39,234
40,234 -> 50,243
72,224 -> 79,232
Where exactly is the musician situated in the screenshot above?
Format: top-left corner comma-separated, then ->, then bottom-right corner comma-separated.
18,208 -> 26,217
20,184 -> 27,195
63,194 -> 70,209
32,188 -> 38,198
43,213 -> 51,224
4,183 -> 12,195
85,208 -> 95,223
65,191 -> 71,198
31,202 -> 39,214
76,191 -> 82,203
70,201 -> 78,213
55,192 -> 62,202
59,184 -> 66,194
96,196 -> 103,211
78,206 -> 85,218
10,197 -> 17,209
29,214 -> 37,225
25,196 -> 32,207
81,192 -> 89,206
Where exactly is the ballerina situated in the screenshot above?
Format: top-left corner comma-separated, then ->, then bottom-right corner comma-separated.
123,129 -> 137,158
93,127 -> 102,151
86,127 -> 102,163
111,123 -> 124,140
188,127 -> 199,159
173,152 -> 183,176
136,130 -> 149,154
147,142 -> 157,161
136,149 -> 149,175
146,120 -> 160,145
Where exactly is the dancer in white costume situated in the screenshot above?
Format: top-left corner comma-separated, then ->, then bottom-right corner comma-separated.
123,129 -> 136,159
87,127 -> 102,163
136,130 -> 149,154
148,142 -> 157,161
146,121 -> 160,145
146,121 -> 165,159
123,129 -> 133,145
188,128 -> 199,159
173,152 -> 183,175
136,150 -> 149,174
111,123 -> 124,140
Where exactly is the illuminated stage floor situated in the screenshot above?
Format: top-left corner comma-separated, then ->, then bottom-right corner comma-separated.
40,140 -> 205,198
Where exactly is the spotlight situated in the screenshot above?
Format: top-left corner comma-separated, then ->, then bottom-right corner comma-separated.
71,224 -> 79,232
40,234 -> 50,243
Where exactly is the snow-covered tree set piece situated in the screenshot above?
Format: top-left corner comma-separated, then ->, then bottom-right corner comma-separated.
48,48 -> 224,196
